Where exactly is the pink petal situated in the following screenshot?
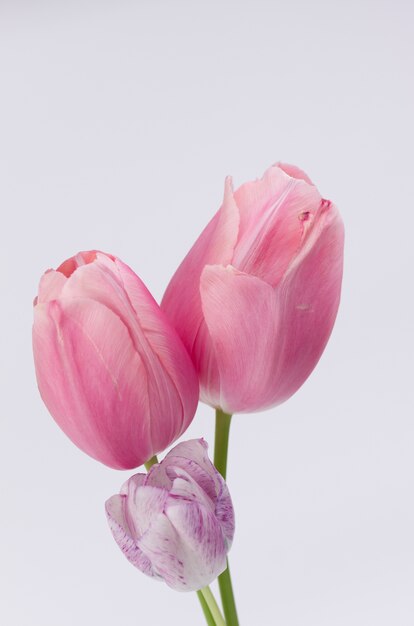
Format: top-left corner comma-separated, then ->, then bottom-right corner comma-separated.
232,165 -> 322,287
200,264 -> 279,413
269,200 -> 344,404
37,270 -> 67,303
60,256 -> 198,456
114,259 -> 199,451
161,177 -> 240,365
33,297 -> 152,469
276,162 -> 314,184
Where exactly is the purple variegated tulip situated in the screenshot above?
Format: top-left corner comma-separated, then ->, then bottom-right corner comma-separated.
105,439 -> 235,591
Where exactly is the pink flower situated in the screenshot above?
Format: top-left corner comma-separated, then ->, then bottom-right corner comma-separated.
162,163 -> 344,414
105,439 -> 234,592
32,251 -> 199,469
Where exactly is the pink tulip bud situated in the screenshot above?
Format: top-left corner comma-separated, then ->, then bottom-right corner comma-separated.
105,439 -> 235,591
32,251 -> 199,469
162,163 -> 344,414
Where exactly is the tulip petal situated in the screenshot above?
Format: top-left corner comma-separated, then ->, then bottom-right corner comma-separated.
276,162 -> 314,185
233,164 -> 322,287
37,270 -> 67,303
138,500 -> 227,592
60,255 -> 198,456
121,478 -> 169,538
114,258 -> 199,451
105,494 -> 156,577
165,463 -> 235,546
200,264 -> 279,413
165,497 -> 228,590
270,200 -> 344,403
33,297 -> 152,469
161,178 -> 240,364
161,439 -> 221,502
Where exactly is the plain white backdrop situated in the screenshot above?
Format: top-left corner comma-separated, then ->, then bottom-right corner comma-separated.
1,1 -> 413,625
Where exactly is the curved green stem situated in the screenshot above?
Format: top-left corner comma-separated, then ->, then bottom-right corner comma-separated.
214,409 -> 239,626
197,590 -> 216,626
199,586 -> 226,626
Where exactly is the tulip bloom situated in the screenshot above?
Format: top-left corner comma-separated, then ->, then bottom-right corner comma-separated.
33,251 -> 199,469
162,163 -> 344,414
105,439 -> 235,591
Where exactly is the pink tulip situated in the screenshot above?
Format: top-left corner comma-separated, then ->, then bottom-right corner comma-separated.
32,251 -> 199,469
105,439 -> 234,591
162,163 -> 344,414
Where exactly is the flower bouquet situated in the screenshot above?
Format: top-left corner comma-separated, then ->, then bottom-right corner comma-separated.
32,162 -> 344,625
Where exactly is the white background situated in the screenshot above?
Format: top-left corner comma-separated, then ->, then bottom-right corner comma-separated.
1,1 -> 413,625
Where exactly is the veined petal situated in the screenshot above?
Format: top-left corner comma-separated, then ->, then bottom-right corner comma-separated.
61,256 -> 198,455
200,264 -> 279,413
269,200 -> 344,404
162,439 -> 221,501
33,297 -> 152,469
124,484 -> 169,539
165,498 -> 228,590
166,465 -> 216,513
114,258 -> 199,452
105,495 -> 156,577
37,270 -> 67,303
232,164 -> 322,287
161,177 -> 240,363
138,502 -> 227,592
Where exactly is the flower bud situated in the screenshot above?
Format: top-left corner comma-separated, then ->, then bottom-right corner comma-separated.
105,439 -> 235,591
162,163 -> 344,414
32,251 -> 199,469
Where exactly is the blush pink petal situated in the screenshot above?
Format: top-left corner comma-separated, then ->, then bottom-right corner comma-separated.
33,297 -> 151,469
276,162 -> 314,184
161,177 -> 239,360
232,165 -> 322,287
60,255 -> 198,454
114,258 -> 199,449
200,264 -> 279,413
268,201 -> 344,405
37,270 -> 67,303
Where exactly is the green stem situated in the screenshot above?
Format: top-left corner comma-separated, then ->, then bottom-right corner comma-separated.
199,586 -> 226,626
197,590 -> 217,626
214,409 -> 232,479
144,455 -> 158,471
214,409 -> 239,626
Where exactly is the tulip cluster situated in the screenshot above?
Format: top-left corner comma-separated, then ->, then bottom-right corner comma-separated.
32,162 -> 344,623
